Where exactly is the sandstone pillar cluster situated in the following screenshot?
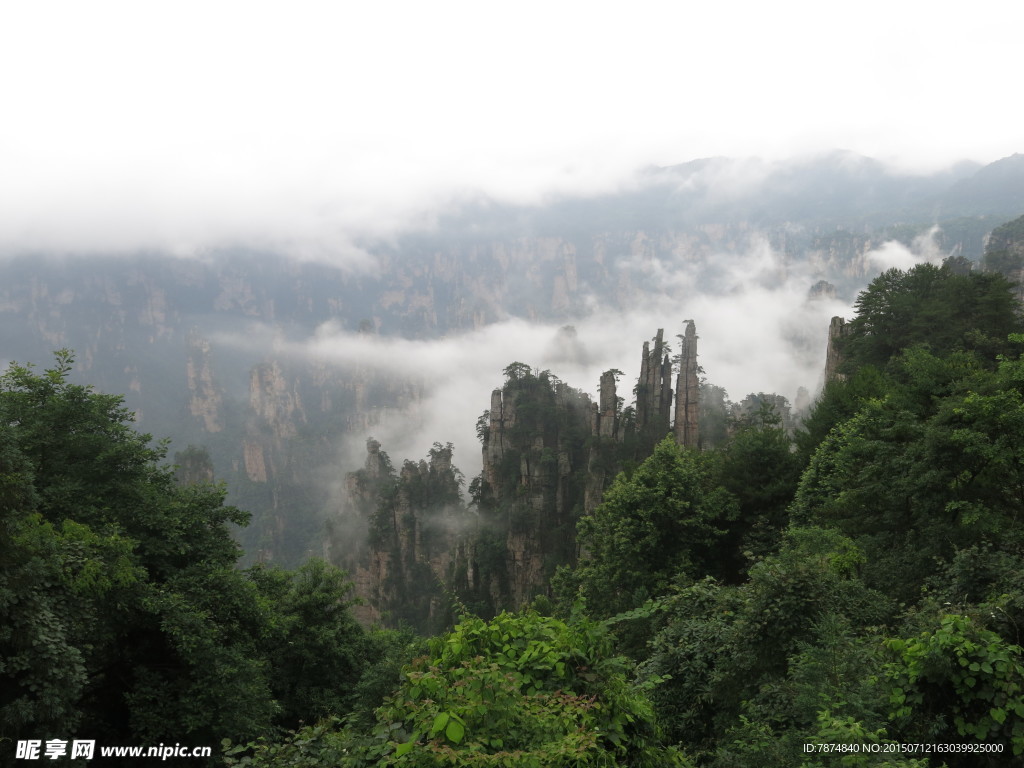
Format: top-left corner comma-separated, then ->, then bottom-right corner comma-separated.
628,323 -> 701,449
337,322 -> 703,629
635,329 -> 674,435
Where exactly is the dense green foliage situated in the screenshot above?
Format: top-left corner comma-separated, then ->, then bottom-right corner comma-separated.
568,437 -> 738,619
226,611 -> 688,767
556,259 -> 1024,765
792,345 -> 1024,602
838,262 -> 1023,371
0,352 -> 373,758
9,249 -> 1024,766
248,560 -> 371,728
981,213 -> 1024,276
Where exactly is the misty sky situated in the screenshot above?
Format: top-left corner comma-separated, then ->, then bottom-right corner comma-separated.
6,1 -> 1015,482
3,0 -> 1021,257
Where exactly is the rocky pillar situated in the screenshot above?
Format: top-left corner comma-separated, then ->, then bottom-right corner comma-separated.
824,316 -> 847,382
674,320 -> 699,448
484,389 -> 505,486
365,437 -> 384,478
637,329 -> 670,432
636,341 -> 651,430
598,370 -> 618,439
659,353 -> 674,427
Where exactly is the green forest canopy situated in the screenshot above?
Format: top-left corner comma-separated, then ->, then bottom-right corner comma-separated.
6,256 -> 1024,766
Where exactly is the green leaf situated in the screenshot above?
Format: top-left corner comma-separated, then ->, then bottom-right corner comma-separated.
395,739 -> 415,757
430,712 -> 450,735
445,719 -> 465,744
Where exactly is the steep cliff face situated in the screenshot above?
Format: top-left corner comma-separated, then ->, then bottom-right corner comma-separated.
824,316 -> 848,383
674,320 -> 700,448
232,349 -> 424,564
332,326 -> 709,629
466,369 -> 595,613
185,332 -> 224,433
585,370 -> 627,515
466,327 -> 703,613
982,213 -> 1024,302
332,439 -> 468,632
6,161 -> 1017,578
635,329 -> 674,449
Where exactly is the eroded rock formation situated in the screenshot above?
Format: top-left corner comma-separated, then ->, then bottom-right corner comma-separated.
824,316 -> 848,382
674,320 -> 700,448
635,329 -> 674,442
468,370 -> 593,613
335,439 -> 468,631
332,324 -> 707,629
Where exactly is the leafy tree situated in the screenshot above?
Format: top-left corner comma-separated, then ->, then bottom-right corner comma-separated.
718,615 -> 925,768
794,364 -> 889,463
698,381 -> 731,449
885,613 -> 1024,764
792,346 -> 1024,603
347,627 -> 428,729
174,444 -> 215,484
571,436 -> 738,618
503,361 -> 533,382
0,352 -> 371,752
838,262 -> 1022,373
248,559 -> 371,729
716,404 -> 803,574
640,528 -> 893,760
227,611 -> 690,767
0,423 -> 135,739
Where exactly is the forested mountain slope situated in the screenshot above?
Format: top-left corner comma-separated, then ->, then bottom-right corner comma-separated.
2,155 -> 1021,568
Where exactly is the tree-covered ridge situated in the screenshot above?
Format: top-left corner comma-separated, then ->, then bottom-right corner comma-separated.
982,212 -> 1024,279
333,438 -> 470,634
9,239 -> 1024,765
0,353 -> 378,757
225,611 -> 687,767
837,261 -> 1023,371
540,257 -> 1024,765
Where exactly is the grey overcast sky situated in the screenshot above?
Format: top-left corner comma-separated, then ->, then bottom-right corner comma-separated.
2,0 -> 1021,257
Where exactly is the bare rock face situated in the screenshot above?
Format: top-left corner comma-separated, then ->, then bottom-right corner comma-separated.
983,214 -> 1024,303
185,332 -> 223,433
364,437 -> 385,479
334,439 -> 468,632
470,370 -> 593,612
636,329 -> 673,438
674,320 -> 700,448
250,361 -> 306,439
597,370 -> 619,439
336,324 -> 707,629
824,316 -> 848,382
585,369 -> 625,517
243,440 -> 269,483
633,323 -> 701,451
808,280 -> 838,301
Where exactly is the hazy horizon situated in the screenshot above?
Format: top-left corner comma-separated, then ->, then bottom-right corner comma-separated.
3,1 -> 1022,262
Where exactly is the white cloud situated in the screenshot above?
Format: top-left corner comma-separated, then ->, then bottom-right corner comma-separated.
216,236 -> 851,480
865,226 -> 945,273
0,2 -> 1020,257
